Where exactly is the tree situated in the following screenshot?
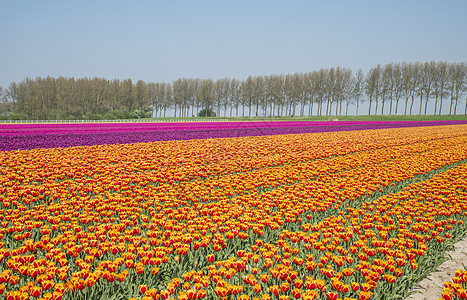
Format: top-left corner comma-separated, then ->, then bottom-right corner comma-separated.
149,82 -> 172,117
433,61 -> 449,115
121,79 -> 135,113
366,65 -> 382,115
381,64 -> 393,115
173,78 -> 192,118
314,69 -> 327,116
408,62 -> 421,115
0,85 -> 11,115
253,75 -> 265,117
196,79 -> 215,116
401,62 -> 418,115
215,78 -> 229,117
340,68 -> 353,116
268,74 -> 284,117
243,75 -> 254,117
303,72 -> 315,116
351,69 -> 365,116
135,80 -> 149,112
229,79 -> 240,117
417,61 -> 435,115
334,67 -> 352,116
391,63 -> 403,115
449,62 -> 466,115
324,68 -> 335,116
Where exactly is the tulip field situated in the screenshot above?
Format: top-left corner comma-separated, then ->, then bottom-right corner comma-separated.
1,120 -> 467,300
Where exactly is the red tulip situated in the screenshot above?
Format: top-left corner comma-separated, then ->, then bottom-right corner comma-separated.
326,292 -> 338,300
139,284 -> 147,294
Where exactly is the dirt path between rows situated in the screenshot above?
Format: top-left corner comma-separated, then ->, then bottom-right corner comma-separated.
405,234 -> 467,300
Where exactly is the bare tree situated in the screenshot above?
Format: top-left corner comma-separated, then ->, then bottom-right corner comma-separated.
433,62 -> 449,115
366,65 -> 382,115
229,79 -> 239,117
401,62 -> 418,115
340,68 -> 353,116
351,69 -> 364,116
271,74 -> 285,117
417,61 -> 435,115
450,62 -> 466,115
196,79 -> 215,116
253,75 -> 265,117
215,78 -> 226,117
391,63 -> 403,115
314,69 -> 327,116
218,78 -> 231,118
381,64 -> 394,115
303,72 -> 315,116
332,67 -> 352,116
324,68 -> 335,116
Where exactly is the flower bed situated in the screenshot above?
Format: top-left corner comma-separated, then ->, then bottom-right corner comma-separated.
1,120 -> 466,151
1,124 -> 467,300
443,269 -> 467,299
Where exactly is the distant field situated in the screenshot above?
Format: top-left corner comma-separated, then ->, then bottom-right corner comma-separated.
225,114 -> 467,122
2,115 -> 467,124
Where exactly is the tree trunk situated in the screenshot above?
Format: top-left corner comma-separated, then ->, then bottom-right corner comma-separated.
409,95 -> 415,115
454,92 -> 459,115
419,94 -> 423,115
438,96 -> 443,115
356,97 -> 359,116
389,96 -> 393,115
404,96 -> 409,115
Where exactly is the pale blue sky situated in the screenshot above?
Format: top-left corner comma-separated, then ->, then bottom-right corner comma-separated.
1,0 -> 466,88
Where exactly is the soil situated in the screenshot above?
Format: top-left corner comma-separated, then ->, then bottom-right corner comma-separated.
405,234 -> 467,300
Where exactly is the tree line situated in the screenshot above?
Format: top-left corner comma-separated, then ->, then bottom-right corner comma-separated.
0,61 -> 465,120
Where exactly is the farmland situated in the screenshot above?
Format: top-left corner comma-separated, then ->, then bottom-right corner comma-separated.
1,121 -> 467,300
